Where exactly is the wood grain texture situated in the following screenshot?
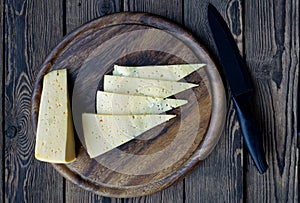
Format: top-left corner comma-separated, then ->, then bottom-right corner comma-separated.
123,0 -> 182,24
184,1 -> 244,202
123,182 -> 183,203
66,181 -> 121,203
4,0 -> 64,202
123,1 -> 182,201
65,1 -> 122,202
244,0 -> 299,202
0,0 -> 3,201
66,0 -> 121,34
31,13 -> 226,198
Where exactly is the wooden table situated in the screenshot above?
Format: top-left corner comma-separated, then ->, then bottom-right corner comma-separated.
1,0 -> 299,202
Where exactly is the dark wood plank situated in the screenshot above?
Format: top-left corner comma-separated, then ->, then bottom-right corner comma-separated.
4,0 -> 64,201
123,0 -> 182,24
0,0 -> 3,201
244,0 -> 299,202
65,0 -> 122,202
66,0 -> 121,34
65,176 -> 123,202
66,181 -> 121,203
124,183 -> 183,203
184,1 -> 244,202
123,0 -> 184,202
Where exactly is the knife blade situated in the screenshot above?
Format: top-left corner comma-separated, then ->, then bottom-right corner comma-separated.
208,4 -> 268,174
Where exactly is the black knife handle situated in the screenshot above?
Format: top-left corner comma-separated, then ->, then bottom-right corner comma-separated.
232,97 -> 268,174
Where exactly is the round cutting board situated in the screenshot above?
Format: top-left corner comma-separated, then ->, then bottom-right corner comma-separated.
31,12 -> 226,198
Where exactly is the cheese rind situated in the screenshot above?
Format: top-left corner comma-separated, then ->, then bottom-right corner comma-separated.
103,75 -> 198,98
35,69 -> 76,163
82,113 -> 176,158
96,91 -> 187,114
113,64 -> 205,81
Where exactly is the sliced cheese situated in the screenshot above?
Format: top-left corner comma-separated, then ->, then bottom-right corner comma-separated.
96,91 -> 187,114
35,69 -> 76,163
82,113 -> 176,158
113,64 -> 205,81
103,75 -> 198,98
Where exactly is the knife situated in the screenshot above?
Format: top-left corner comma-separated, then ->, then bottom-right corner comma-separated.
207,4 -> 268,174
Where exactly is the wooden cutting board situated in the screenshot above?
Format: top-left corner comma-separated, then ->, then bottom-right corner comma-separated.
31,12 -> 226,198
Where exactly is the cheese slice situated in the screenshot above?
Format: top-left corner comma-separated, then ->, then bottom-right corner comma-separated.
82,113 -> 176,158
35,69 -> 76,163
113,64 -> 205,81
103,75 -> 198,98
96,91 -> 187,114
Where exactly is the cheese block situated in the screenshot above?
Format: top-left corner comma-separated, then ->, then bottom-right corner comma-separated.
35,69 -> 76,163
103,75 -> 198,98
96,91 -> 187,114
113,64 -> 205,81
82,113 -> 176,158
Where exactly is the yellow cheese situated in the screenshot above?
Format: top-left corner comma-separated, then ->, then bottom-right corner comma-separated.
113,64 -> 205,81
82,113 -> 176,158
35,69 -> 76,163
96,91 -> 187,114
103,75 -> 198,98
